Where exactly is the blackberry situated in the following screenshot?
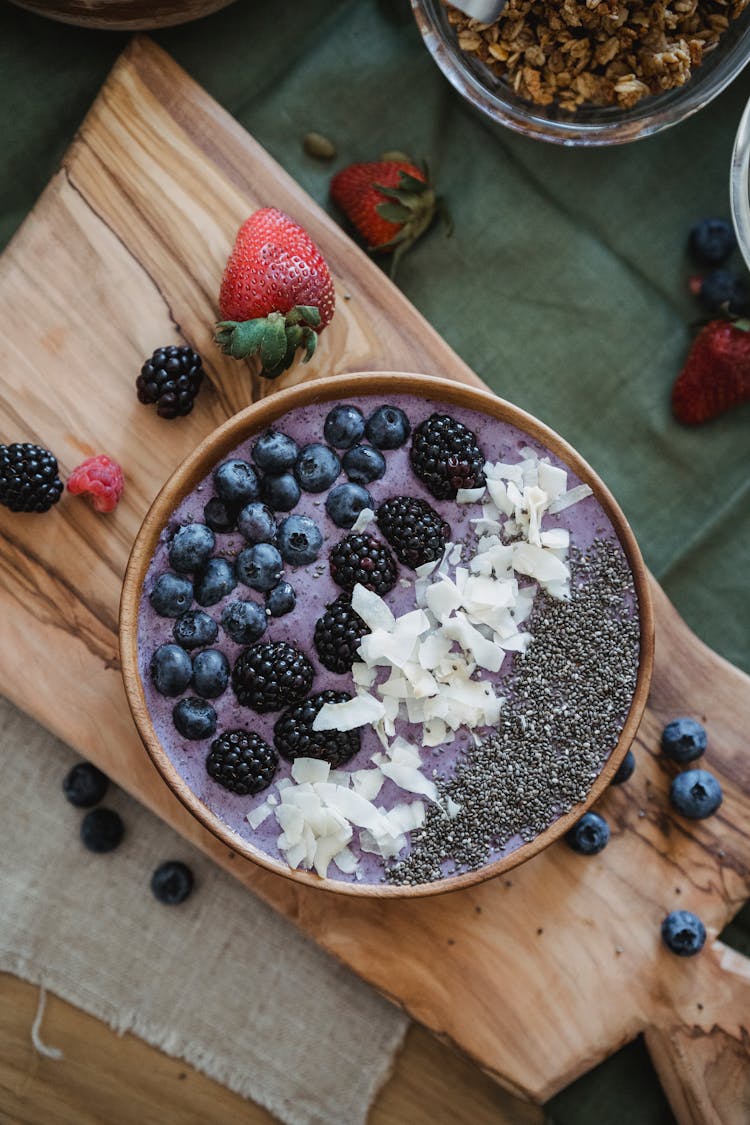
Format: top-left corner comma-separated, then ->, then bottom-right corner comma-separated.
0,443 -> 63,513
410,413 -> 485,499
136,345 -> 204,419
376,495 -> 450,568
314,594 -> 368,673
206,729 -> 278,795
274,690 -> 361,767
329,533 -> 397,595
232,640 -> 313,713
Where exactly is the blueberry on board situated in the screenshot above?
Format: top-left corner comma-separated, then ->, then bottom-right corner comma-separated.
325,482 -> 373,529
151,860 -> 194,905
698,269 -> 749,316
168,523 -> 215,573
342,444 -> 386,485
194,557 -> 236,607
294,443 -> 341,492
63,761 -> 109,808
149,573 -> 193,618
277,515 -> 323,565
204,496 -> 236,533
611,749 -> 635,786
173,610 -> 219,650
173,697 -> 217,740
688,218 -> 736,267
221,599 -> 267,644
261,472 -> 301,512
213,459 -> 260,507
192,649 -> 230,699
661,910 -> 706,956
661,718 -> 707,764
252,429 -> 299,473
324,404 -> 366,449
670,769 -> 723,819
565,811 -> 610,855
236,543 -> 284,591
237,502 -> 277,544
151,643 -> 193,696
81,807 -> 124,853
266,581 -> 296,617
365,404 -> 411,449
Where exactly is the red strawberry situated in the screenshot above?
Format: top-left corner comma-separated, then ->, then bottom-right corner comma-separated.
330,158 -> 442,275
672,319 -> 750,424
216,207 -> 335,379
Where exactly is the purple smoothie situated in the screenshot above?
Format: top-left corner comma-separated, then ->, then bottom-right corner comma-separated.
137,394 -> 637,884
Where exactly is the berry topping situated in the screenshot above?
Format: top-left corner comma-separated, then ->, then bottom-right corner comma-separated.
221,599 -> 267,645
194,557 -> 236,607
565,811 -> 610,855
173,697 -> 217,740
610,749 -> 635,786
661,910 -> 706,957
294,443 -> 341,492
669,769 -> 723,819
213,459 -> 260,507
672,318 -> 750,424
173,609 -> 219,650
149,573 -> 193,618
688,218 -> 736,267
365,404 -> 411,449
661,718 -> 707,763
81,807 -> 125,853
63,761 -> 109,808
342,444 -> 386,485
206,729 -> 278,795
66,454 -> 124,513
236,543 -> 284,592
698,269 -> 749,316
136,345 -> 204,419
252,429 -> 299,473
150,643 -> 193,697
261,472 -> 301,512
325,482 -> 374,529
274,690 -> 361,767
376,495 -> 450,568
277,514 -> 323,565
314,594 -> 368,674
232,640 -> 313,712
329,532 -> 398,595
151,861 -> 194,905
237,502 -> 277,544
168,523 -> 216,573
410,413 -> 485,499
266,581 -> 296,618
0,443 -> 63,513
192,649 -> 230,699
203,496 -> 236,533
324,404 -> 366,449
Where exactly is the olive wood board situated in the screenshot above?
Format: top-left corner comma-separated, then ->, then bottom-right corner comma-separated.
0,36 -> 748,1123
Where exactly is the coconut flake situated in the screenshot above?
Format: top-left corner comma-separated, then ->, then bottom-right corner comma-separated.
351,584 -> 395,632
548,483 -> 593,513
379,760 -> 438,801
333,846 -> 359,874
291,758 -> 331,785
351,768 -> 385,801
456,486 -> 486,504
350,506 -> 375,533
247,802 -> 272,829
538,462 -> 567,501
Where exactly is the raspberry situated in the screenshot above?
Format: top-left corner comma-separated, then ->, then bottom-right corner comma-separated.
410,413 -> 485,499
376,495 -> 450,568
274,690 -> 361,767
0,443 -> 63,513
314,594 -> 368,673
136,345 -> 204,419
231,640 -> 313,713
206,729 -> 278,795
67,454 -> 124,513
329,533 -> 397,595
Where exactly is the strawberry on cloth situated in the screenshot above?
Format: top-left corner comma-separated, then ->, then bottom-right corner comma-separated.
672,319 -> 750,424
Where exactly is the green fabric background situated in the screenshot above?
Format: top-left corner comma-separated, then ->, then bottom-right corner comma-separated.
1,1 -> 748,1121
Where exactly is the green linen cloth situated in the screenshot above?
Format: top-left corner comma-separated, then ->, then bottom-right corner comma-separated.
1,2 -> 748,1121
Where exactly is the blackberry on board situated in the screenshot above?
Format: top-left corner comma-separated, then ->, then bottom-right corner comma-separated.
274,690 -> 361,768
410,413 -> 485,499
232,640 -> 313,713
206,729 -> 278,795
136,345 -> 204,419
0,443 -> 63,513
314,594 -> 369,673
376,495 -> 450,568
329,533 -> 397,595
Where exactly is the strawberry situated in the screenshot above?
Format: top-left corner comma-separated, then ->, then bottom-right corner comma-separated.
330,158 -> 443,275
215,207 -> 335,379
672,319 -> 750,424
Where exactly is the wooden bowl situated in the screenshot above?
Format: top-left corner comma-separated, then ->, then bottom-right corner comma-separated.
120,372 -> 654,897
8,0 -> 236,29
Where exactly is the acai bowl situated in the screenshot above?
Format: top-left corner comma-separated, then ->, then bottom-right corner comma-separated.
120,373 -> 654,897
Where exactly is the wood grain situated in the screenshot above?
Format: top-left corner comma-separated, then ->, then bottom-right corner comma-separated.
0,36 -> 748,1119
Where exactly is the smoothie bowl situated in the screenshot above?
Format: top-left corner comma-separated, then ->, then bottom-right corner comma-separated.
120,373 -> 653,897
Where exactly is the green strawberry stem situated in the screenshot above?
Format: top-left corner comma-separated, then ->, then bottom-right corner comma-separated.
373,167 -> 450,279
215,306 -> 321,378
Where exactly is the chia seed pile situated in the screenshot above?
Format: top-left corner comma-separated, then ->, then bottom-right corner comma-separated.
387,539 -> 640,885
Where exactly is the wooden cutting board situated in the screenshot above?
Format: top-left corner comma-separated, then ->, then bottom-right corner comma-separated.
0,36 -> 748,1122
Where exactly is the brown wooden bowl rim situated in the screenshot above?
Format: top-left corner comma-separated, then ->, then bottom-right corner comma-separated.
120,372 -> 655,898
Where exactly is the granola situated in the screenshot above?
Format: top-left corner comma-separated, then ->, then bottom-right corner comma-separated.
447,0 -> 749,112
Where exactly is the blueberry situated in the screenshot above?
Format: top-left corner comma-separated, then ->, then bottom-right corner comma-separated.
63,761 -> 109,808
688,218 -> 736,267
661,910 -> 706,957
236,543 -> 283,591
294,443 -> 341,492
192,649 -> 230,699
221,599 -> 267,644
365,404 -> 411,449
213,459 -> 260,507
81,807 -> 124,853
661,718 -> 707,764
324,404 -> 365,449
670,769 -> 723,819
193,557 -> 236,607
565,811 -> 610,855
698,269 -> 749,316
266,581 -> 296,617
173,697 -> 217,740
342,444 -> 386,485
325,482 -> 373,529
238,501 -> 277,543
204,496 -> 236,533
151,643 -> 193,696
261,472 -> 301,512
173,610 -> 219,650
277,514 -> 323,565
252,429 -> 299,473
151,860 -> 194,905
611,749 -> 635,786
149,573 -> 193,618
168,523 -> 215,573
